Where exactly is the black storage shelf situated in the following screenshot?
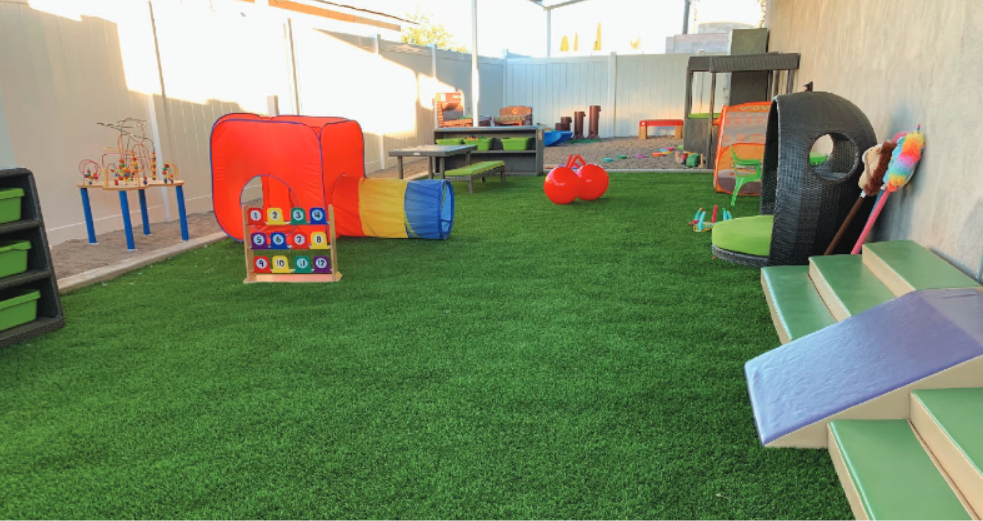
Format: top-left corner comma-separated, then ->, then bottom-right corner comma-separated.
0,269 -> 54,292
0,168 -> 65,351
0,219 -> 42,235
434,126 -> 544,176
0,317 -> 65,347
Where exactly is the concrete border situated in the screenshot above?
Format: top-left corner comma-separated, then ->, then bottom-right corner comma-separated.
58,232 -> 228,294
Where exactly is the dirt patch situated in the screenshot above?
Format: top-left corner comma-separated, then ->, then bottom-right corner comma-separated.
52,213 -> 226,281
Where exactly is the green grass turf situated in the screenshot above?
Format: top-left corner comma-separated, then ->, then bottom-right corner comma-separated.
0,174 -> 851,519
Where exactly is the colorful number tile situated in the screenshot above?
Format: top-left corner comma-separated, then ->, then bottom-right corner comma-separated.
253,256 -> 271,274
250,233 -> 268,250
290,232 -> 308,249
247,207 -> 264,225
271,255 -> 291,274
290,207 -> 306,224
269,232 -> 288,250
267,207 -> 285,225
309,207 -> 327,224
313,255 -> 332,274
293,255 -> 313,274
309,231 -> 329,249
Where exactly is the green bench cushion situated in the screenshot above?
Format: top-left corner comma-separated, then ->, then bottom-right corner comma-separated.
711,215 -> 773,257
445,161 -> 505,177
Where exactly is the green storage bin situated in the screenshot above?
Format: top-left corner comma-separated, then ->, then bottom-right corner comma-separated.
501,137 -> 532,151
0,188 -> 24,224
0,240 -> 30,279
685,153 -> 701,167
436,138 -> 465,145
463,137 -> 493,151
0,289 -> 40,332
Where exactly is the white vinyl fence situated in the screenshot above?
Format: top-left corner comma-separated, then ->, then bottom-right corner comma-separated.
0,0 -> 716,246
505,53 -> 726,137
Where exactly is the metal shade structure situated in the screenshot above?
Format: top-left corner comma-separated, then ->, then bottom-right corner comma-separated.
684,53 -> 801,167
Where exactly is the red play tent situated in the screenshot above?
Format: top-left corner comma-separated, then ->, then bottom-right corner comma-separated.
210,114 -> 365,240
211,114 -> 454,241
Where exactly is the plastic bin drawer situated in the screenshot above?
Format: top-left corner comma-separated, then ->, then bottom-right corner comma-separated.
0,289 -> 40,332
501,138 -> 532,150
0,240 -> 30,279
0,188 -> 24,224
463,138 -> 493,151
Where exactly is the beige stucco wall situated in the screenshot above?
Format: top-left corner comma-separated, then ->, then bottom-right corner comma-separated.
768,0 -> 983,279
0,82 -> 13,168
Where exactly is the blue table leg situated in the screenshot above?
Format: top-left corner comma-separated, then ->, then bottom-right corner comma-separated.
138,189 -> 151,236
119,191 -> 136,251
79,187 -> 97,244
175,185 -> 189,241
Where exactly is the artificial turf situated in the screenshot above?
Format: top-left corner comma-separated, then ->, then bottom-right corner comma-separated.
0,174 -> 851,519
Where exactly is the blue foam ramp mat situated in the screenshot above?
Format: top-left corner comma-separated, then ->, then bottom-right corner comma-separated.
745,288 -> 983,445
544,131 -> 573,147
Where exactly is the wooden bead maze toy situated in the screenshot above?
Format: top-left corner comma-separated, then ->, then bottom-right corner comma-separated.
242,205 -> 341,283
78,118 -> 181,189
76,117 -> 188,250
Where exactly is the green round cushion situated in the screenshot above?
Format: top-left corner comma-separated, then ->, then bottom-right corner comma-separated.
711,215 -> 774,257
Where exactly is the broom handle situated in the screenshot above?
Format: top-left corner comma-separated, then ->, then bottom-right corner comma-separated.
851,189 -> 893,254
824,195 -> 865,255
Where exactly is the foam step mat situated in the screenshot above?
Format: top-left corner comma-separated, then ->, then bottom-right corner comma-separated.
809,254 -> 895,321
911,388 -> 983,515
863,240 -> 981,296
828,419 -> 972,520
760,265 -> 836,343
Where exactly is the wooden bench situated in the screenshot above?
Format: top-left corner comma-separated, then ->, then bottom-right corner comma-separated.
442,160 -> 505,194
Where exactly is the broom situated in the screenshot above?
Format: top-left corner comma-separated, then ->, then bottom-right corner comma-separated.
850,126 -> 925,254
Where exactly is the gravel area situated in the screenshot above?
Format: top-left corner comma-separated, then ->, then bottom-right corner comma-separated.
544,136 -> 684,170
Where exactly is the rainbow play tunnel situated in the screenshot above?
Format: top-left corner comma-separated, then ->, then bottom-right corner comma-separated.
333,177 -> 453,239
210,114 -> 455,241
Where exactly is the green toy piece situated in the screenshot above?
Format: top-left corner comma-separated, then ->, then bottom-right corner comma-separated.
293,255 -> 313,274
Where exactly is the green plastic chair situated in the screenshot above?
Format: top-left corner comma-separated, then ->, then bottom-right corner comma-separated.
729,145 -> 763,206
